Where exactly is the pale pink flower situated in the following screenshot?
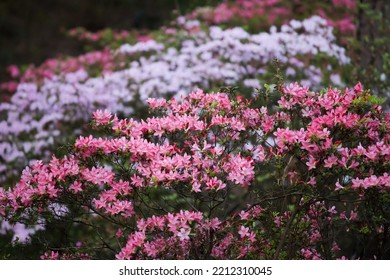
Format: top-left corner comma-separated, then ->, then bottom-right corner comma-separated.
177,228 -> 191,241
69,181 -> 82,193
192,180 -> 201,192
239,210 -> 249,220
306,155 -> 317,170
238,226 -> 250,238
308,176 -> 316,186
116,229 -> 123,238
335,181 -> 344,191
92,109 -> 112,125
328,206 -> 337,214
349,211 -> 358,221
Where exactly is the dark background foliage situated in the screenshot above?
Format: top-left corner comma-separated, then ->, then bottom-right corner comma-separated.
0,0 -> 221,80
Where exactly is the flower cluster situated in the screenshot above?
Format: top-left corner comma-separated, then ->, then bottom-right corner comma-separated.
0,16 -> 349,185
1,82 -> 389,259
0,48 -> 116,100
274,82 -> 389,191
191,0 -> 356,34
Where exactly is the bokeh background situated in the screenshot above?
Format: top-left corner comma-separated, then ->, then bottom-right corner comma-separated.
0,0 -> 220,80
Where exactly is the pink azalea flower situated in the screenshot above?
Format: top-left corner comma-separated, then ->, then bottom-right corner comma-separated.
92,109 -> 112,125
308,176 -> 316,186
116,229 -> 123,238
306,155 -> 317,170
177,228 -> 191,241
69,181 -> 82,193
335,181 -> 344,191
324,155 -> 338,168
238,226 -> 250,238
239,210 -> 249,220
349,211 -> 358,221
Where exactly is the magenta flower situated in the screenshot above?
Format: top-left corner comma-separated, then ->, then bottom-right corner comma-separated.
238,226 -> 250,239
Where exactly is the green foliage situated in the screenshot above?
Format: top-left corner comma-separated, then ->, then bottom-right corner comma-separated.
353,0 -> 390,107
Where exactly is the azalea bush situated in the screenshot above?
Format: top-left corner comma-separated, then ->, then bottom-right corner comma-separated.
1,81 -> 389,259
190,0 -> 356,35
1,0 -> 388,259
0,16 -> 350,185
